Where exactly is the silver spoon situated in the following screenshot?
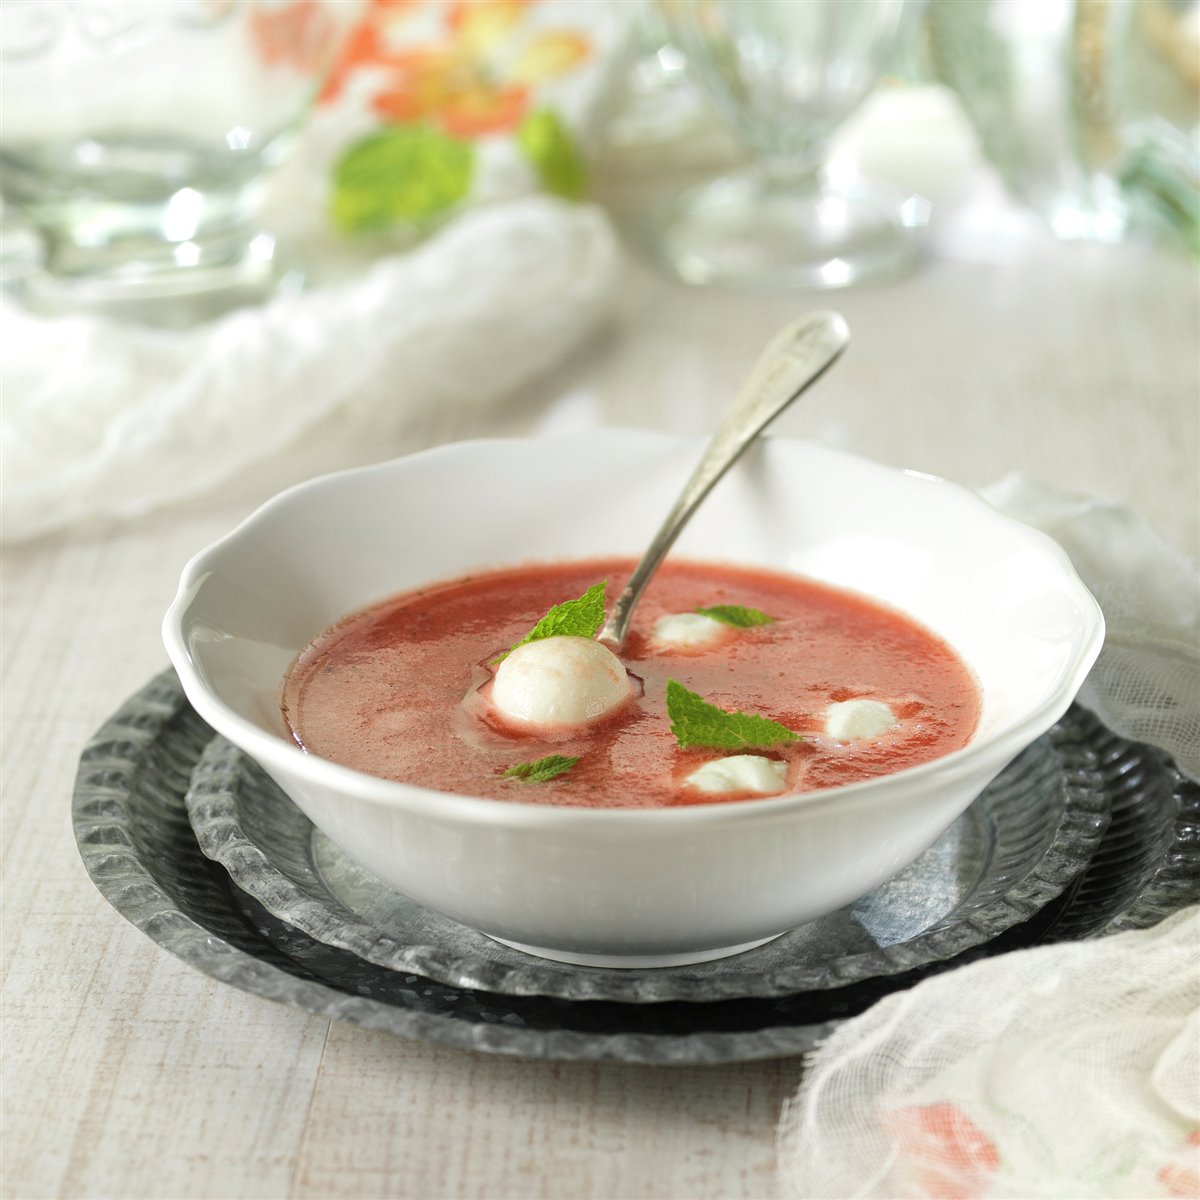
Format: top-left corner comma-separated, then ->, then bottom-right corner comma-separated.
597,311 -> 850,649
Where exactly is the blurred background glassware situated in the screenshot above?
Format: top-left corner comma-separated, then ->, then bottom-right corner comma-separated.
928,0 -> 1200,254
645,0 -> 927,291
0,0 -> 361,322
602,1 -> 714,156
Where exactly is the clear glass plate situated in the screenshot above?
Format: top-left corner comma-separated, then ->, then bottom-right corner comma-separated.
184,722 -> 1107,1003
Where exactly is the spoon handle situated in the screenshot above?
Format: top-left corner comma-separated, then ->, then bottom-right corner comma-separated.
597,311 -> 850,649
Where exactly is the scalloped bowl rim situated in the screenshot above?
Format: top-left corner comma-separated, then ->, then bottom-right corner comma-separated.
163,431 -> 1105,828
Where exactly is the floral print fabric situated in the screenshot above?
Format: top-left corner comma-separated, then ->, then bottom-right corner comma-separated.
308,0 -> 627,232
779,908 -> 1200,1198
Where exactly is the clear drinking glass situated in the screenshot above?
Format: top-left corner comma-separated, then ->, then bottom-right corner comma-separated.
928,0 -> 1199,253
0,0 -> 360,320
647,0 -> 924,290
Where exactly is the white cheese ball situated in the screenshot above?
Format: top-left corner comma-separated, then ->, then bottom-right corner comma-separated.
824,699 -> 898,741
653,612 -> 726,650
492,636 -> 631,728
685,755 -> 788,795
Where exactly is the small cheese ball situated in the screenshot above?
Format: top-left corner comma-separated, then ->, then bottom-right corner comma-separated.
652,612 -> 727,650
492,636 -> 631,729
824,699 -> 898,741
685,755 -> 788,795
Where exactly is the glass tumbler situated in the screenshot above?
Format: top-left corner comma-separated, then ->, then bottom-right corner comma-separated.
648,0 -> 924,290
0,0 -> 360,319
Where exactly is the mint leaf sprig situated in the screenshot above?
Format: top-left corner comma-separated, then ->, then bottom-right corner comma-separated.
666,680 -> 798,750
695,604 -> 775,628
501,755 -> 580,782
499,581 -> 607,660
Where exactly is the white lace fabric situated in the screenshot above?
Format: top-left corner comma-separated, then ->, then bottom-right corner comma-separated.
0,196 -> 619,543
983,475 -> 1200,784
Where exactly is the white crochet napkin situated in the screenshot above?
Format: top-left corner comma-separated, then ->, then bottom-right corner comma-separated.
779,477 -> 1200,1199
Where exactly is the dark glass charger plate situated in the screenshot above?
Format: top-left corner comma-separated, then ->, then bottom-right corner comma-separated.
184,715 -> 1108,1002
73,671 -> 1200,1064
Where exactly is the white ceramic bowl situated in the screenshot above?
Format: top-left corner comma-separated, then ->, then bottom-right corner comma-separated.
163,431 -> 1104,967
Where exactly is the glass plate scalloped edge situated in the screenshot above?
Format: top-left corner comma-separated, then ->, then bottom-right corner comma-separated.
183,716 -> 1109,1003
73,671 -> 1200,1065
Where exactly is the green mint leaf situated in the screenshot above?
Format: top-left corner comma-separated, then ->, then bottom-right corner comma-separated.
506,581 -> 607,655
695,605 -> 775,628
331,125 -> 473,234
666,679 -> 798,750
501,755 -> 579,782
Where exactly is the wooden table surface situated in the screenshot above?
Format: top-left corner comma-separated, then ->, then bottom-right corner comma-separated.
4,126 -> 1198,1199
